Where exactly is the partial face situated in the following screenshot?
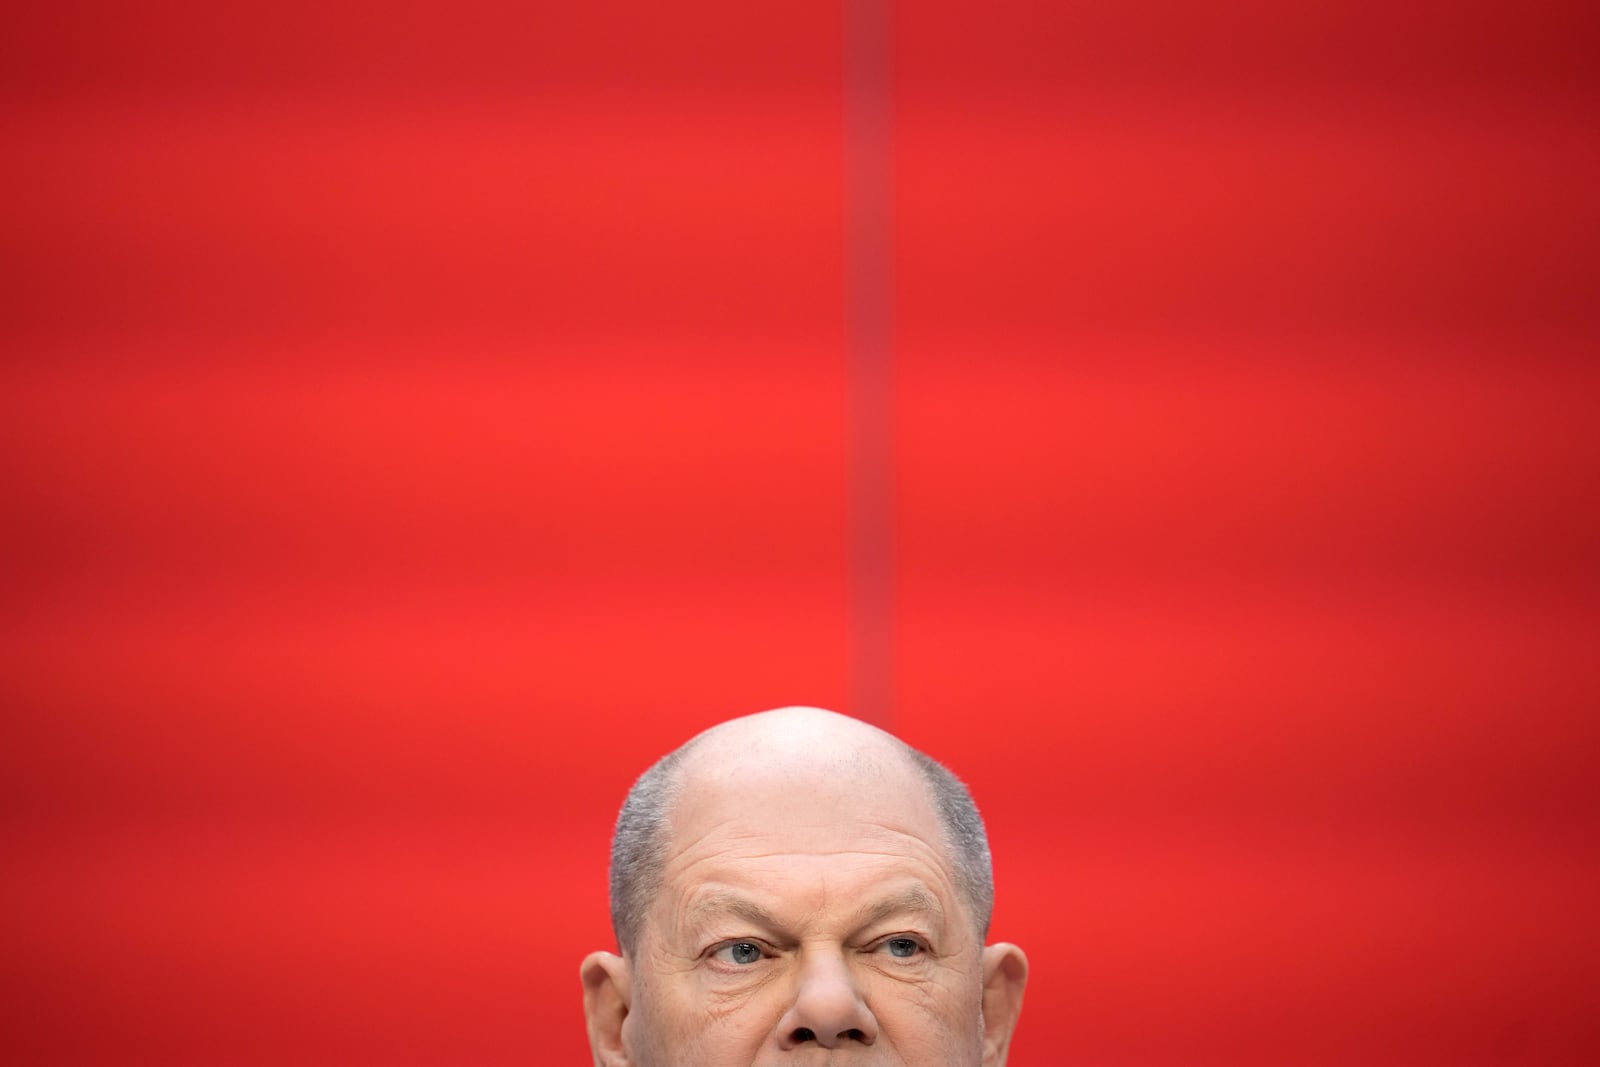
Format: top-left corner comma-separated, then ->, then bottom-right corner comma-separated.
619,741 -> 992,1066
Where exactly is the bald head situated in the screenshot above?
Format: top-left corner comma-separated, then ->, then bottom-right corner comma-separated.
685,705 -> 904,775
607,707 -> 995,955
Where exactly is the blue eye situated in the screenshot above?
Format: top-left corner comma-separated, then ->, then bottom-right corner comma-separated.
882,937 -> 921,958
713,941 -> 764,965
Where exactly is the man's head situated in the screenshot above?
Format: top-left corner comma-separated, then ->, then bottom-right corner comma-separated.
581,706 -> 1028,1066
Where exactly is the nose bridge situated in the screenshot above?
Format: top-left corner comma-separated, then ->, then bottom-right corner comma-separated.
778,942 -> 878,1049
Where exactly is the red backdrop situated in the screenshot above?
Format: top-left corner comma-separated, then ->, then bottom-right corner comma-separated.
3,3 -> 1597,1064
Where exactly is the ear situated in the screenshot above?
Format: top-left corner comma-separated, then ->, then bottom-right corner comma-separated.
979,942 -> 1029,1067
580,951 -> 633,1067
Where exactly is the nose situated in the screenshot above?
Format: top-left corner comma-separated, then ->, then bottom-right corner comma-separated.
776,947 -> 878,1050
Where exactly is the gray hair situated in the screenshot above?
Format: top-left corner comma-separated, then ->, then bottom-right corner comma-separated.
607,735 -> 995,955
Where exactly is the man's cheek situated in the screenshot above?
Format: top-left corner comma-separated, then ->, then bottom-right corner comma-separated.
880,975 -> 984,1056
665,983 -> 759,1046
699,969 -> 782,1024
662,984 -> 775,1063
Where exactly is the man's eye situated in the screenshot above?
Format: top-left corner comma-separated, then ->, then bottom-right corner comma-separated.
712,941 -> 765,966
881,937 -> 922,959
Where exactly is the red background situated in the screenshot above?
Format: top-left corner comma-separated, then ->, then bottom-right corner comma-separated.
2,2 -> 1597,1064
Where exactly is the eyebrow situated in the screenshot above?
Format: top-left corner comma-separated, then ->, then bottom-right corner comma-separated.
684,891 -> 787,936
684,885 -> 945,937
849,885 -> 945,931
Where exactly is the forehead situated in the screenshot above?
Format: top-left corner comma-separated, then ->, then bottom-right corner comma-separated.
655,741 -> 962,919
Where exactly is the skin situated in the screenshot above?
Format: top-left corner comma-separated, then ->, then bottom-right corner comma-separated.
582,707 -> 1028,1066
